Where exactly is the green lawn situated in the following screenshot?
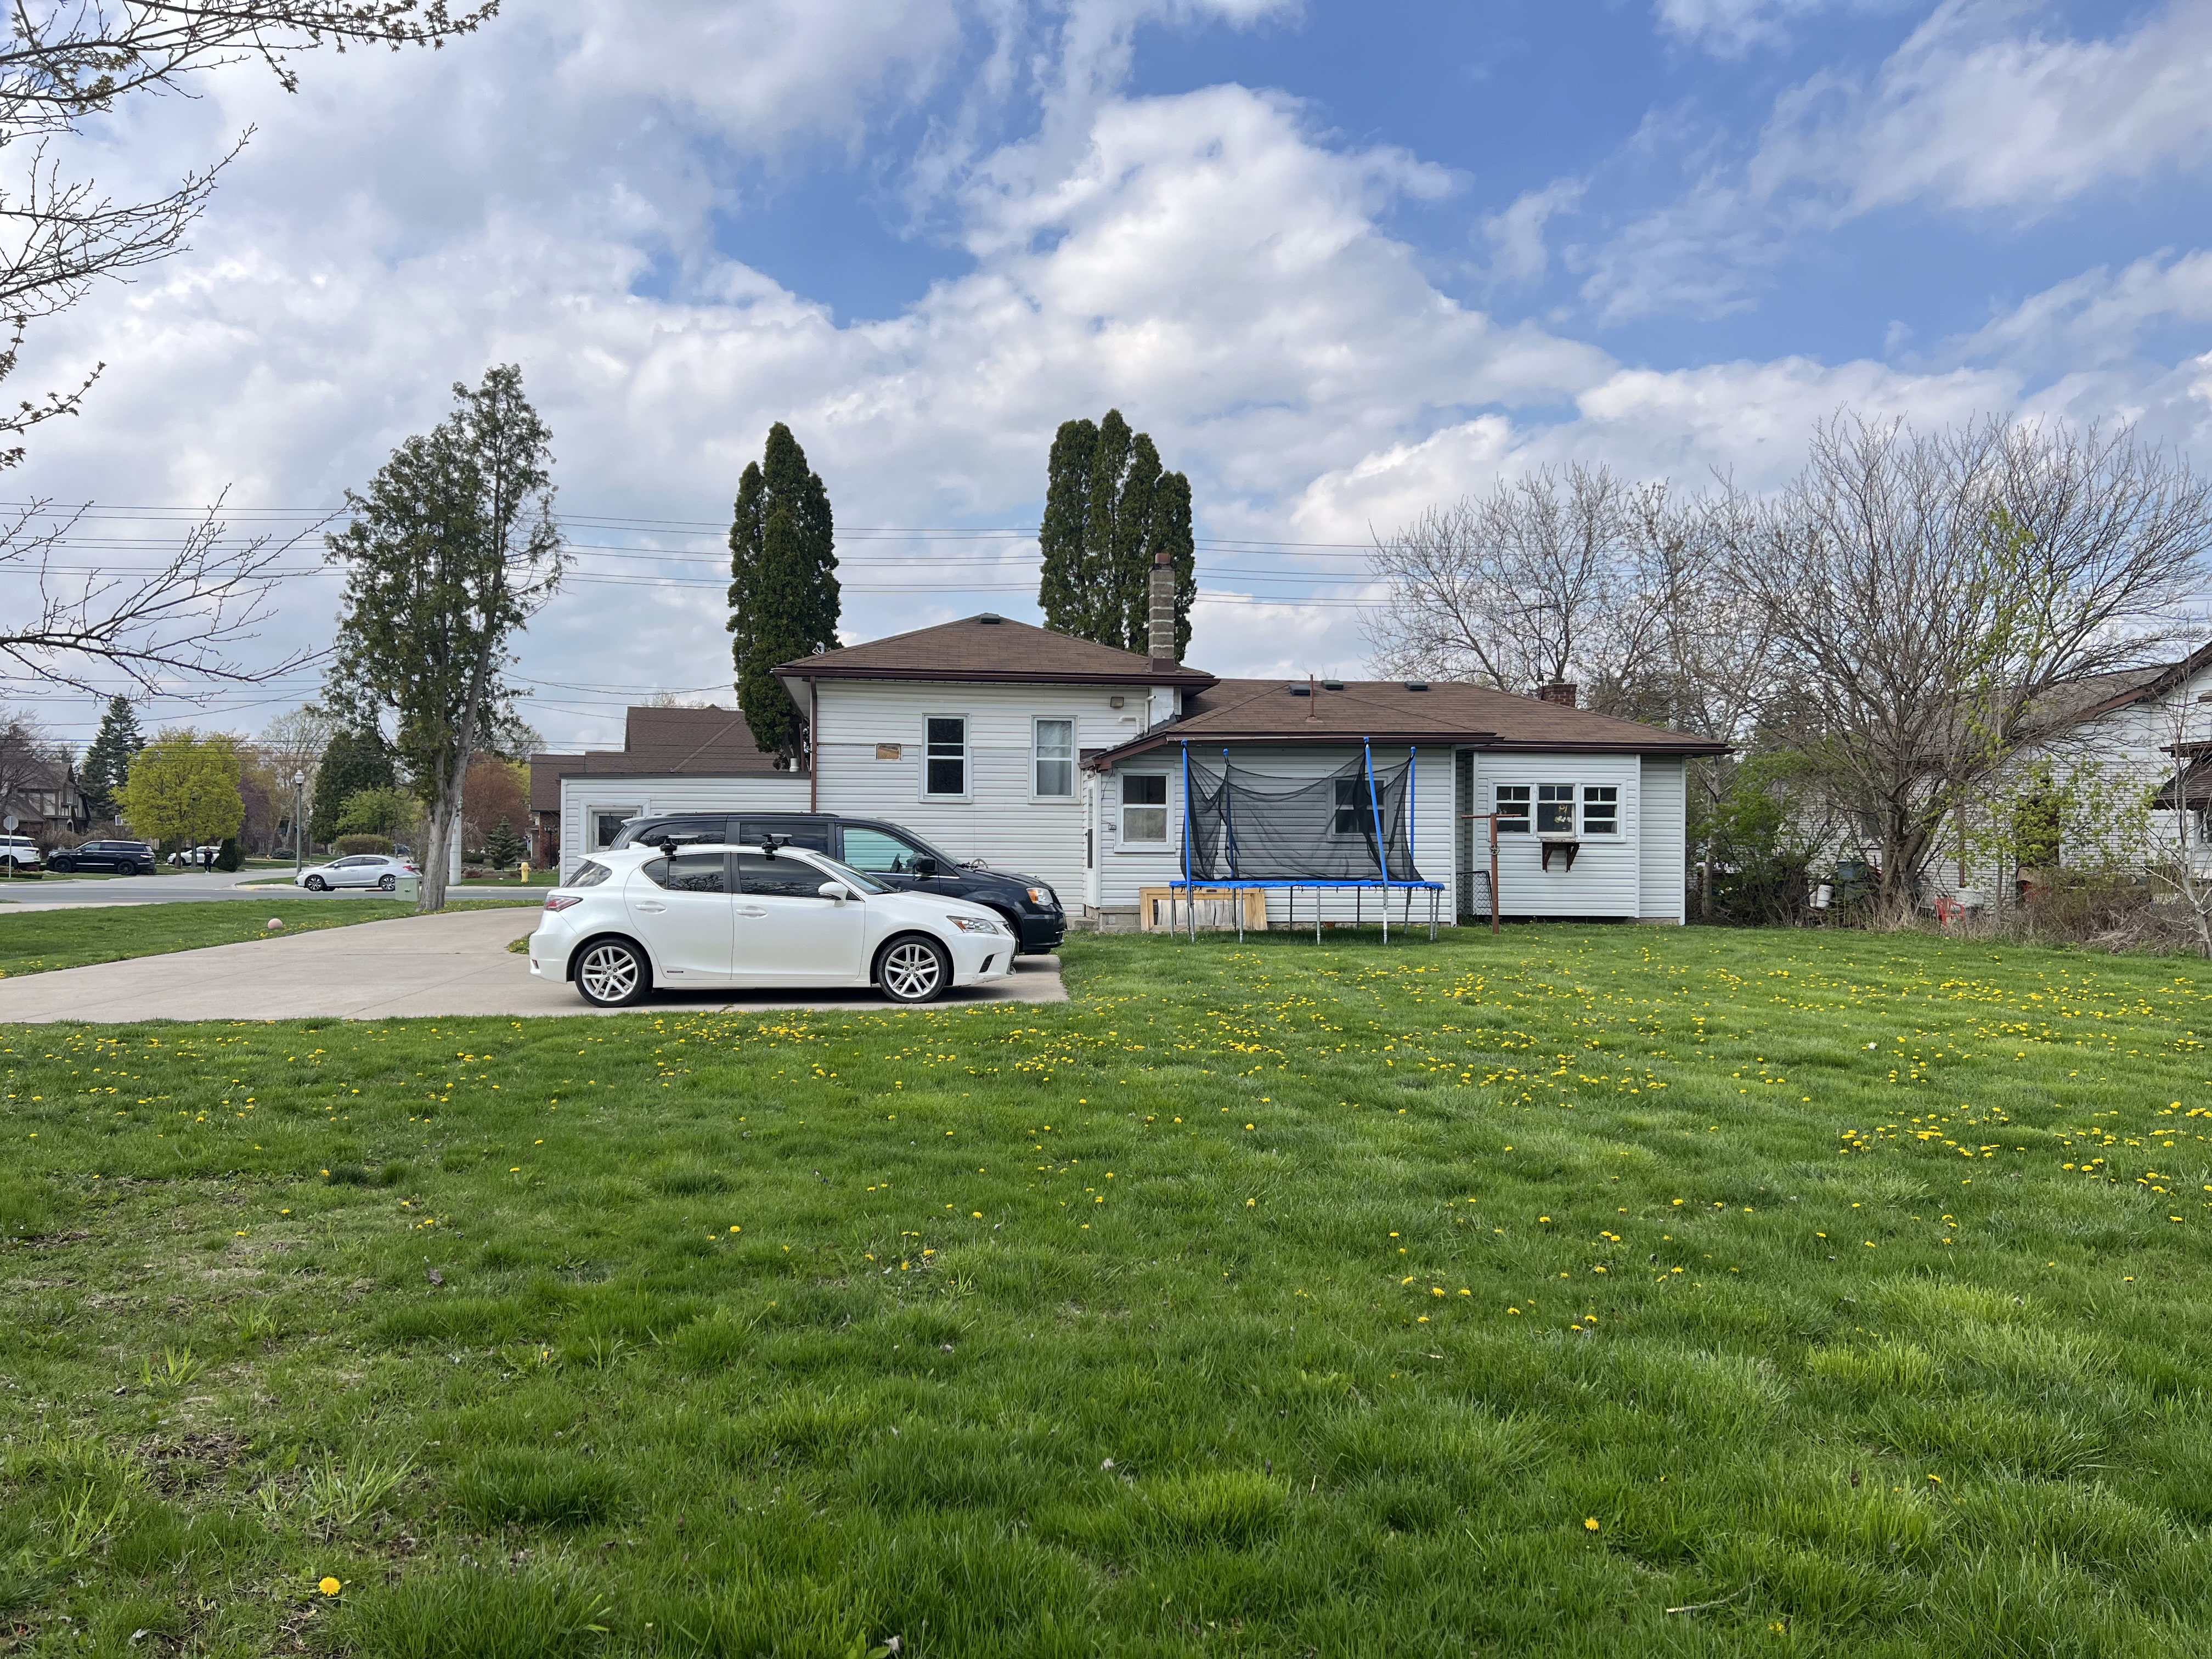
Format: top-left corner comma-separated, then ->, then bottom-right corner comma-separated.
4,927 -> 2212,1656
0,899 -> 544,979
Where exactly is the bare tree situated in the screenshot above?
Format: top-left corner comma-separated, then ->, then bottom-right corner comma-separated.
1729,414 -> 2212,909
0,501 -> 320,692
0,704 -> 69,829
0,1 -> 496,690
1367,464 -> 1648,697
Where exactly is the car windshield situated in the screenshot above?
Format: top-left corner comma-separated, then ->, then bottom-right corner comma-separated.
804,854 -> 890,896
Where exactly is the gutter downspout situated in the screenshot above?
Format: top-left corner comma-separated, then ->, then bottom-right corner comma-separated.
809,679 -> 819,814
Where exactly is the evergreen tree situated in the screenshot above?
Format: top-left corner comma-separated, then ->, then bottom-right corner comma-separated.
80,696 -> 145,821
1035,408 -> 1197,654
483,815 -> 525,870
727,423 -> 838,761
310,727 -> 399,845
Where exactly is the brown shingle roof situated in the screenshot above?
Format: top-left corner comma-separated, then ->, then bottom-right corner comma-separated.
1086,679 -> 1730,766
528,705 -> 794,811
777,614 -> 1216,688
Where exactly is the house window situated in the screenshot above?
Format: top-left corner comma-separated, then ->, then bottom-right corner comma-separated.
1582,786 -> 1619,836
1331,776 -> 1381,835
924,717 -> 967,797
590,808 -> 640,851
1537,784 -> 1576,835
1495,785 -> 1531,833
1121,774 -> 1169,845
1034,719 -> 1074,798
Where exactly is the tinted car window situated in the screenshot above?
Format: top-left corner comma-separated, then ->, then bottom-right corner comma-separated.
569,860 -> 613,888
841,826 -> 926,873
737,854 -> 833,900
738,817 -> 832,852
613,816 -> 727,850
643,853 -> 729,893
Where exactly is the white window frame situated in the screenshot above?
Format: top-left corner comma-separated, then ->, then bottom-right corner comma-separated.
1118,772 -> 1172,848
922,715 -> 969,801
585,804 -> 643,853
1536,783 -> 1576,836
1581,785 -> 1621,836
1031,716 -> 1075,800
1331,775 -> 1379,837
1494,784 -> 1531,833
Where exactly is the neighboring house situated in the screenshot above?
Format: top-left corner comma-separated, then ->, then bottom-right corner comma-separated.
530,705 -> 808,876
1920,644 -> 2212,902
533,610 -> 1728,924
0,742 -> 89,847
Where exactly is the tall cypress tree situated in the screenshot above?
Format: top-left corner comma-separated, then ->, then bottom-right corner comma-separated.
727,424 -> 838,761
1035,408 -> 1197,654
79,696 -> 145,821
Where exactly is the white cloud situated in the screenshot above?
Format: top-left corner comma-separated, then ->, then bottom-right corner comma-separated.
1653,0 -> 1874,55
1480,178 -> 1585,286
1589,0 -> 2212,321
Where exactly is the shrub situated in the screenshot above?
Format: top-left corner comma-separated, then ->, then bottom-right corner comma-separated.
334,834 -> 394,856
213,837 -> 241,871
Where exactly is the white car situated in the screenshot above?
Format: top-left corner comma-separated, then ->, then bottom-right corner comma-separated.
529,842 -> 1017,1007
295,853 -> 420,892
1,834 -> 40,871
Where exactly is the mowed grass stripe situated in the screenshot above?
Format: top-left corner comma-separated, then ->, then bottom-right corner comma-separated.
3,926 -> 2212,1655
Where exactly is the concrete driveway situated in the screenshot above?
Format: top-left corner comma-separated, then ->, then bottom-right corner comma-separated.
0,908 -> 1068,1024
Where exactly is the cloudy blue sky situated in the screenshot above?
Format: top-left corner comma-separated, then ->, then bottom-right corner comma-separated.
13,0 -> 2212,746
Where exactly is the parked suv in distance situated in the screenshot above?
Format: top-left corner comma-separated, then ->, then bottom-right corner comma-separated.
1,834 -> 41,872
47,839 -> 156,875
608,812 -> 1065,954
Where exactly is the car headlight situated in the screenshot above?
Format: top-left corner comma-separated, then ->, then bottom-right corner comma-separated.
1026,885 -> 1058,908
947,915 -> 1002,934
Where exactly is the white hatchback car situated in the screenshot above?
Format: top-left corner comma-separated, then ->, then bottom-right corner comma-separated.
295,853 -> 420,891
529,843 -> 1017,1007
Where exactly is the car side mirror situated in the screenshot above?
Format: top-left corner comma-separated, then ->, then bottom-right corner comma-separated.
911,857 -> 939,878
818,880 -> 851,904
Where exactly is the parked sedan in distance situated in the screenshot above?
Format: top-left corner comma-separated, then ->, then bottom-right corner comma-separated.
295,853 -> 419,892
529,842 -> 1017,1007
46,839 -> 156,875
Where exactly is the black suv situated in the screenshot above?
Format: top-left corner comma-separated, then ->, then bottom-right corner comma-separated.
608,812 -> 1066,955
48,839 -> 156,875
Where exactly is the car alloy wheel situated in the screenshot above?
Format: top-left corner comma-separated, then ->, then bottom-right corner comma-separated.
575,939 -> 647,1007
379,873 -> 397,891
304,874 -> 328,891
878,936 -> 950,1005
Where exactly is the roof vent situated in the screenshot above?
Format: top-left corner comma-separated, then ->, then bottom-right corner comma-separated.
1404,680 -> 1429,691
1322,680 -> 1345,692
976,612 -> 1004,624
1287,684 -> 1312,697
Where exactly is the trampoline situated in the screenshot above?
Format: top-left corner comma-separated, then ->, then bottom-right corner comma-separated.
1163,740 -> 1446,942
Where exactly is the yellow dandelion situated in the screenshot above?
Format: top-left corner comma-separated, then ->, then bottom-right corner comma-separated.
319,1577 -> 341,1596
1583,1517 -> 1599,1532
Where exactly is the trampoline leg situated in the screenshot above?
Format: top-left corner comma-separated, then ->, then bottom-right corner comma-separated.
1314,887 -> 1321,944
1382,889 -> 1389,945
1238,886 -> 1245,945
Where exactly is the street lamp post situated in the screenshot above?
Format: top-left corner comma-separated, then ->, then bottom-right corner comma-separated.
292,771 -> 306,876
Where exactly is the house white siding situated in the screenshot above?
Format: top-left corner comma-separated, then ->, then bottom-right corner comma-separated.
558,774 -> 807,880
1638,755 -> 1687,923
1473,751 -> 1644,919
812,680 -> 1139,898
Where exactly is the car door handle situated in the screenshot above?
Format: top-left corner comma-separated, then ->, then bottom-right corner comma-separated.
635,901 -> 668,913
735,905 -> 768,918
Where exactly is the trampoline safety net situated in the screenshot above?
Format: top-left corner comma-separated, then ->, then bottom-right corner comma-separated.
1183,754 -> 1423,882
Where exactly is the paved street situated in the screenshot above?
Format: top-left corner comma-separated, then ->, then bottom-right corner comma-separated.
0,868 -> 312,911
0,908 -> 1068,1023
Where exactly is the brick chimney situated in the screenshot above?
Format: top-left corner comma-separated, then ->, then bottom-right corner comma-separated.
1148,549 -> 1177,665
1537,681 -> 1578,709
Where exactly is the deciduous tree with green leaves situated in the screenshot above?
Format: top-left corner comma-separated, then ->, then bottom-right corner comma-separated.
727,423 -> 838,762
309,725 -> 398,845
325,365 -> 562,910
1037,409 -> 1196,656
116,729 -> 243,851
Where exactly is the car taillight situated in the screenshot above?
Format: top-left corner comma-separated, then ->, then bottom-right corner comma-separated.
544,894 -> 582,911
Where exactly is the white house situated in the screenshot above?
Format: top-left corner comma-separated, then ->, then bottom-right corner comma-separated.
534,608 -> 1728,926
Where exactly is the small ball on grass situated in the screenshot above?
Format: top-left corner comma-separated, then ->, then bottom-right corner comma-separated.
267,917 -> 285,932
